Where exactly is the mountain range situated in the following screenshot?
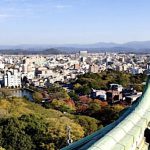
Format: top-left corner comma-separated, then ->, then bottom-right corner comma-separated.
0,41 -> 150,53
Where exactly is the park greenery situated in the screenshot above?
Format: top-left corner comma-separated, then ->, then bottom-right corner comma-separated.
72,70 -> 147,95
0,70 -> 147,150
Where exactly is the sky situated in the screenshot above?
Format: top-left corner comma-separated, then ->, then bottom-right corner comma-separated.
0,0 -> 150,45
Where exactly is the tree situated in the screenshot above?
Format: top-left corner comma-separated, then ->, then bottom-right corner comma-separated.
19,115 -> 52,150
33,92 -> 43,103
75,116 -> 103,136
74,83 -> 82,89
68,91 -> 79,101
0,117 -> 34,150
50,99 -> 75,113
99,105 -> 124,126
132,84 -> 144,91
86,101 -> 101,116
48,86 -> 70,100
74,85 -> 91,95
0,115 -> 55,150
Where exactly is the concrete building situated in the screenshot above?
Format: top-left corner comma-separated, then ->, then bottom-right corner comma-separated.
89,64 -> 99,73
4,70 -> 21,88
107,90 -> 123,103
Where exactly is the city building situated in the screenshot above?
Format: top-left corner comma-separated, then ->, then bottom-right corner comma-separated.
4,69 -> 21,88
79,51 -> 88,57
89,64 -> 99,73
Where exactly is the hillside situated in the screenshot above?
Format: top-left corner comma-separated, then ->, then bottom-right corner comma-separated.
0,98 -> 84,150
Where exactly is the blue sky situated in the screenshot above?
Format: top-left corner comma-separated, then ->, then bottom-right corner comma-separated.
0,0 -> 150,45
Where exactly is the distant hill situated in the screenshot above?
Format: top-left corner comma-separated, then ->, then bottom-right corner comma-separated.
0,48 -> 63,55
42,48 -> 63,54
122,41 -> 150,49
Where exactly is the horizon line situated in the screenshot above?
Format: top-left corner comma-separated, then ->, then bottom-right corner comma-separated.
1,40 -> 150,46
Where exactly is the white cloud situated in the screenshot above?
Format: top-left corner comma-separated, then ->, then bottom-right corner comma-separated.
54,5 -> 72,9
0,14 -> 12,18
0,1 -> 73,20
0,13 -> 23,21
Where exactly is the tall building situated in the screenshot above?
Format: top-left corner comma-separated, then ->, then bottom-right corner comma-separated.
79,51 -> 88,57
147,62 -> 150,74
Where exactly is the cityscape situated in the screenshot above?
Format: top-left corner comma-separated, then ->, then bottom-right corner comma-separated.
0,51 -> 149,150
0,0 -> 150,150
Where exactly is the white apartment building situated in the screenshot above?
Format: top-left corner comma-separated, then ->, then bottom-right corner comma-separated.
79,51 -> 88,57
0,61 -> 4,69
4,69 -> 22,88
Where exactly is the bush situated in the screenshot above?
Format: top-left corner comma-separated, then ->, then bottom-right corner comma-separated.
33,92 -> 43,103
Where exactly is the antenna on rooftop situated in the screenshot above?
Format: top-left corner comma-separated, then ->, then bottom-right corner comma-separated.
66,125 -> 73,145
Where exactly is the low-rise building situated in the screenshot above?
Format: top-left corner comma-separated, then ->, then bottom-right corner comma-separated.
91,89 -> 106,100
107,90 -> 123,104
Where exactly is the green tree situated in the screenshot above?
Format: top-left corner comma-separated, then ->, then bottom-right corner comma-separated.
86,101 -> 101,116
19,115 -> 52,150
0,115 -> 54,150
99,105 -> 124,126
48,86 -> 70,100
75,85 -> 91,95
68,91 -> 79,101
0,117 -> 33,150
75,116 -> 103,136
